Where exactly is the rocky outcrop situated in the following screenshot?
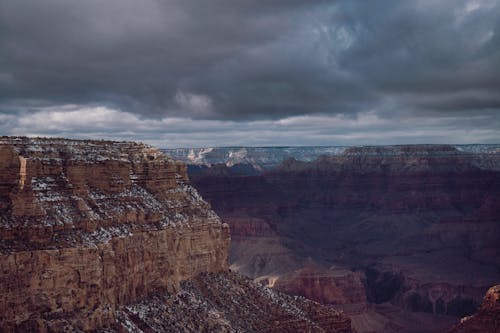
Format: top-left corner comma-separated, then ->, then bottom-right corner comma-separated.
364,266 -> 488,318
0,137 -> 230,331
187,144 -> 500,332
163,146 -> 349,171
116,271 -> 353,333
226,215 -> 304,280
164,145 -> 500,171
273,265 -> 367,306
447,285 -> 500,333
0,137 -> 354,333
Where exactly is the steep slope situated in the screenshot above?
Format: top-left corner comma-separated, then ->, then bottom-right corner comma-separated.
187,144 -> 500,332
0,137 -> 352,332
117,271 -> 352,333
447,285 -> 500,333
163,146 -> 348,171
0,137 -> 229,331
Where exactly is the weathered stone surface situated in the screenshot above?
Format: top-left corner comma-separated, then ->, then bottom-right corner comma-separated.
447,285 -> 500,333
273,265 -> 367,306
115,271 -> 353,333
0,137 -> 354,333
0,137 -> 229,331
187,144 -> 500,332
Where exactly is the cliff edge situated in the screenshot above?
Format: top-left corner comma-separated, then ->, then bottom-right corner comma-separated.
447,285 -> 500,333
0,137 -> 230,331
0,137 -> 352,333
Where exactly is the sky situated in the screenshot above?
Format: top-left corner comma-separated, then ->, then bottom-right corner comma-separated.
0,0 -> 499,148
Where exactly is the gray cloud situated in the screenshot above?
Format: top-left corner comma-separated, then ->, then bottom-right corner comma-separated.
0,0 -> 499,144
1,106 -> 498,147
0,0 -> 319,118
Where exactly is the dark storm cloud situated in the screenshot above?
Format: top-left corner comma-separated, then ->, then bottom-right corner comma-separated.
0,0 -> 499,145
335,1 -> 500,106
0,0 -> 321,118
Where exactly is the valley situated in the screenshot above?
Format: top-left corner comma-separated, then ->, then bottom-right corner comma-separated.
169,144 -> 500,332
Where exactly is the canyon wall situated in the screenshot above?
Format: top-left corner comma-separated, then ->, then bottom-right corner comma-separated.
188,144 -> 500,332
117,271 -> 353,333
447,284 -> 500,333
0,137 -> 230,332
0,137 -> 354,333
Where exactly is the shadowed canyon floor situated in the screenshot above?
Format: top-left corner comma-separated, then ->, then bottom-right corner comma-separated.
172,144 -> 500,333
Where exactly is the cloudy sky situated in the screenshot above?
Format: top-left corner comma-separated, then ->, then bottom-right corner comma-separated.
1,0 -> 499,147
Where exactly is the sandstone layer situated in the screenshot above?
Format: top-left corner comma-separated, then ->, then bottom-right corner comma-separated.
0,137 -> 354,333
116,271 -> 353,333
0,137 -> 229,331
273,265 -> 367,306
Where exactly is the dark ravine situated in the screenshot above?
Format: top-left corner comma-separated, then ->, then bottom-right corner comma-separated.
0,137 -> 353,332
185,144 -> 500,332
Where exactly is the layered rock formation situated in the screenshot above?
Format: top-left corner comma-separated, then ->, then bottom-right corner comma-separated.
117,271 -> 353,333
0,136 -> 353,332
273,265 -> 367,306
164,144 -> 500,171
187,144 -> 500,332
448,284 -> 500,333
0,137 -> 230,331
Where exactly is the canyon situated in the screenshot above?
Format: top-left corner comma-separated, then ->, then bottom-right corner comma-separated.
447,284 -> 500,333
171,144 -> 500,332
0,137 -> 352,332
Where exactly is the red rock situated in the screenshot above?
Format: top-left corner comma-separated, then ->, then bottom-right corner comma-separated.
0,136 -> 354,333
116,271 -> 353,333
0,137 -> 229,331
273,265 -> 367,305
187,145 -> 500,331
447,285 -> 500,333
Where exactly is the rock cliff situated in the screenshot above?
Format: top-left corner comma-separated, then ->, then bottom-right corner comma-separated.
116,271 -> 353,333
447,285 -> 500,333
0,137 -> 230,331
187,144 -> 500,332
0,137 -> 352,332
164,144 -> 500,171
273,265 -> 367,306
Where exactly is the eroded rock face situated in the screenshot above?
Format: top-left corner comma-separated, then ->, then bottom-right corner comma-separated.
447,285 -> 500,333
365,266 -> 487,318
273,265 -> 367,306
0,137 -> 230,331
116,271 -> 353,333
187,144 -> 500,331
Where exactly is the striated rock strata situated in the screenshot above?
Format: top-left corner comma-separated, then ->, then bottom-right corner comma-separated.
0,137 -> 353,333
116,271 -> 353,333
447,284 -> 500,333
0,137 -> 229,331
187,144 -> 500,332
273,265 -> 367,306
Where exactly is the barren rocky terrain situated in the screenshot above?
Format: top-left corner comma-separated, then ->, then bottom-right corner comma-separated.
447,284 -> 500,333
0,137 -> 352,332
184,144 -> 500,332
